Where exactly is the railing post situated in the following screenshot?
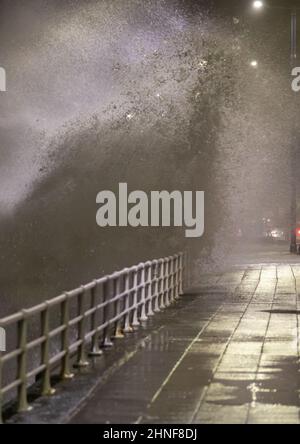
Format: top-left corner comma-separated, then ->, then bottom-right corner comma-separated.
113,276 -> 125,339
169,256 -> 175,304
174,255 -> 180,300
17,311 -> 31,412
131,268 -> 140,330
74,287 -> 89,368
159,259 -> 166,310
102,277 -> 114,348
173,256 -> 178,301
60,293 -> 74,380
153,261 -> 160,313
140,265 -> 148,322
179,252 -> 184,295
123,271 -> 133,333
146,263 -> 154,317
41,302 -> 55,396
89,280 -> 103,357
164,258 -> 171,307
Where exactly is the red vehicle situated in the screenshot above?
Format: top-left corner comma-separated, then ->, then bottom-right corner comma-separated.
296,227 -> 300,251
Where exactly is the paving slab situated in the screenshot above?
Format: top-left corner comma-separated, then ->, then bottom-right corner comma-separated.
10,243 -> 300,424
68,253 -> 300,424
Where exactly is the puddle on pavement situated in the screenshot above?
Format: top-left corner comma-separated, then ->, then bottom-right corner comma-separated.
207,356 -> 299,408
261,309 -> 300,315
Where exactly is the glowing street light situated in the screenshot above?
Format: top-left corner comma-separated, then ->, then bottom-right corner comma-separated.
253,1 -> 264,9
250,60 -> 258,67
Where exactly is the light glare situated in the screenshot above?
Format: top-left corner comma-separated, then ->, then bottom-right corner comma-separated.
253,1 -> 263,9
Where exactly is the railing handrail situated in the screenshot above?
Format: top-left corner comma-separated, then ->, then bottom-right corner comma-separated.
0,252 -> 184,423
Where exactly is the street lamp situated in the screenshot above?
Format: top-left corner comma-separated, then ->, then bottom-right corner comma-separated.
252,1 -> 298,253
253,1 -> 264,10
250,60 -> 258,67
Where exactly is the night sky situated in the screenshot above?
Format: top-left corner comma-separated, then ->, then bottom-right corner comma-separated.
0,0 -> 299,314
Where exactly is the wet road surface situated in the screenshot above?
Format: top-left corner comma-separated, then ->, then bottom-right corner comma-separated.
68,250 -> 300,424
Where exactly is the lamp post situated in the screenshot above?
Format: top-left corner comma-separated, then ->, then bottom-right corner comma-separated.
252,1 -> 298,253
290,10 -> 297,253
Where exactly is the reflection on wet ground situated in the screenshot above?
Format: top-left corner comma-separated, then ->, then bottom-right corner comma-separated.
66,257 -> 300,424
10,245 -> 300,424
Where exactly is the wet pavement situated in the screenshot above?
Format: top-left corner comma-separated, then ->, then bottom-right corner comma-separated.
7,243 -> 300,424
67,244 -> 300,424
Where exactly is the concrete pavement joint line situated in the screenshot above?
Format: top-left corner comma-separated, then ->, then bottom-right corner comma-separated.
191,266 -> 263,423
244,265 -> 278,424
189,265 -> 263,422
66,295 -> 202,424
63,325 -> 165,423
151,305 -> 224,404
137,266 -> 249,425
291,265 -> 300,362
134,302 -> 225,425
290,265 -> 300,423
190,265 -> 263,423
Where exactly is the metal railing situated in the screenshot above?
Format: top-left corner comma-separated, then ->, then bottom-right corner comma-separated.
0,252 -> 184,423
